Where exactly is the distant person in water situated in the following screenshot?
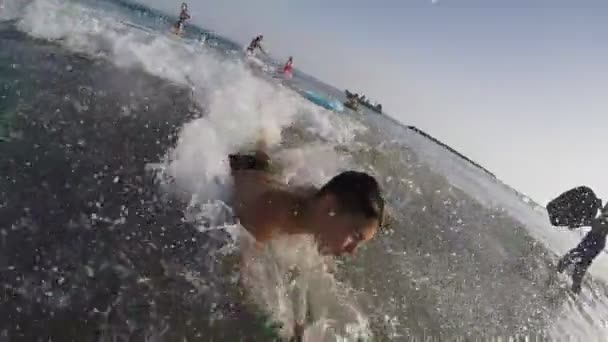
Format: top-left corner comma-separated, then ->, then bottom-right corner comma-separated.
246,35 -> 265,55
554,194 -> 608,294
228,142 -> 384,256
173,3 -> 191,35
282,56 -> 293,76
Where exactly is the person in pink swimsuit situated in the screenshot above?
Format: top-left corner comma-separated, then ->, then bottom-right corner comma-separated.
282,56 -> 293,77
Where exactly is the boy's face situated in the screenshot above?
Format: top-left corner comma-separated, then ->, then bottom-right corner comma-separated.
312,195 -> 380,256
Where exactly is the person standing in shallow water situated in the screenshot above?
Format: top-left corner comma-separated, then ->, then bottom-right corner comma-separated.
557,202 -> 608,294
246,35 -> 266,56
173,3 -> 191,35
282,56 -> 293,77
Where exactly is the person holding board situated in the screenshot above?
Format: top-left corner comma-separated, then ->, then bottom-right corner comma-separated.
548,186 -> 607,294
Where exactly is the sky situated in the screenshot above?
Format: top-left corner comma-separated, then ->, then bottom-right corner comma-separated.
139,0 -> 608,204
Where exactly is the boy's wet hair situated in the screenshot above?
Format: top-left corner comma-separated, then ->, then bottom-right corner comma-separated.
317,171 -> 384,225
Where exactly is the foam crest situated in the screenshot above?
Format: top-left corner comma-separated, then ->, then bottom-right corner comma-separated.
15,0 -> 362,201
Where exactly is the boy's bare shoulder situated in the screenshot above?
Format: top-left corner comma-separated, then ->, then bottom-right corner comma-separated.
232,178 -> 300,243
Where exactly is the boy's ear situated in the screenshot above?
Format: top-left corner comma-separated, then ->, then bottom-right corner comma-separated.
381,204 -> 394,229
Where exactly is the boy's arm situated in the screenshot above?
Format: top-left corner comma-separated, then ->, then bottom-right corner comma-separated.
239,238 -> 265,290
